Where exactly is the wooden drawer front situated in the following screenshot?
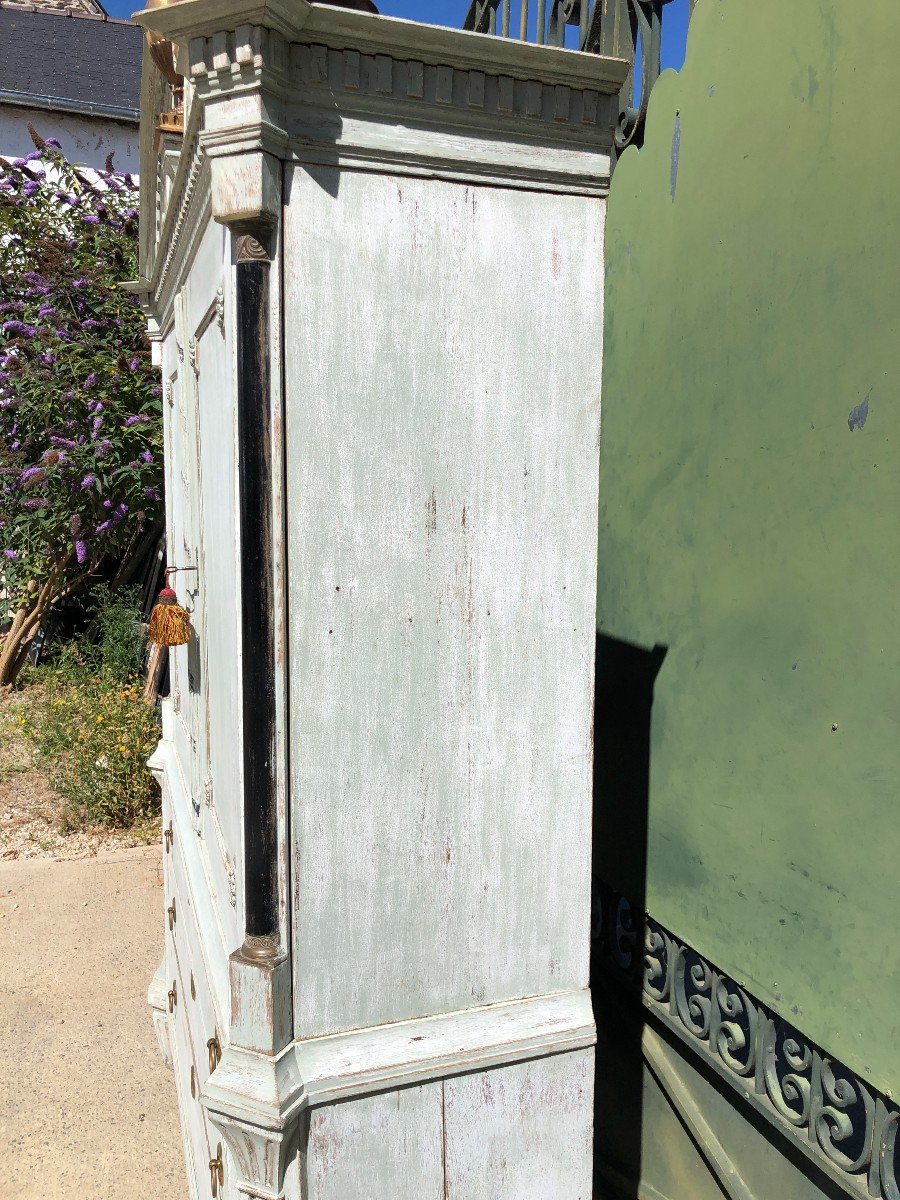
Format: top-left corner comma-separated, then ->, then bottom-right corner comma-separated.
166,817 -> 225,1094
169,960 -> 212,1198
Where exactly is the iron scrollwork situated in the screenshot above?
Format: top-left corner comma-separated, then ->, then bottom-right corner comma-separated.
462,0 -> 676,154
594,884 -> 900,1200
581,0 -> 674,151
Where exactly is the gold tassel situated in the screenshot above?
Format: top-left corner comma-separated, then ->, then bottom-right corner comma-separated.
149,587 -> 192,647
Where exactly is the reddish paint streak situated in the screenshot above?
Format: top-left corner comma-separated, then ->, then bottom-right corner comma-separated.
551,228 -> 562,281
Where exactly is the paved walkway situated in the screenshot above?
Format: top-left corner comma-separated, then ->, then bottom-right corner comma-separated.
0,846 -> 186,1199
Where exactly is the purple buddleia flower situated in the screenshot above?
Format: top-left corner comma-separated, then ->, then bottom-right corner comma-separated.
84,373 -> 98,390
143,486 -> 161,502
38,306 -> 56,319
21,465 -> 43,482
129,357 -> 139,371
26,150 -> 42,162
95,440 -> 113,459
72,279 -> 87,290
45,138 -> 61,148
91,417 -> 103,438
124,414 -> 150,426
4,549 -> 18,560
95,518 -> 112,534
80,474 -> 96,489
81,214 -> 100,225
75,539 -> 88,564
2,320 -> 37,337
141,450 -> 153,464
70,514 -> 82,535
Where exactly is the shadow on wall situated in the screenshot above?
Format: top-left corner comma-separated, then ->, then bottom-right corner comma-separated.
592,632 -> 667,1198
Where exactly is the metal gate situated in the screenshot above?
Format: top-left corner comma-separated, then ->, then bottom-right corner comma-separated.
592,1 -> 900,1197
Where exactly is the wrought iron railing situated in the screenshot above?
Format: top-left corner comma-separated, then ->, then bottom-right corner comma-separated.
462,0 -> 681,152
595,885 -> 900,1200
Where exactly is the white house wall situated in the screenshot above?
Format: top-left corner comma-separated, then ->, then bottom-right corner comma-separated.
0,105 -> 139,173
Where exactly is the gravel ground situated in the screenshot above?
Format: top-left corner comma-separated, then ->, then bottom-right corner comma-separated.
0,687 -> 184,1197
0,846 -> 186,1199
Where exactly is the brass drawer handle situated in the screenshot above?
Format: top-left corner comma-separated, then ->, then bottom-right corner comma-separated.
168,898 -> 177,931
168,980 -> 177,1013
209,1144 -> 224,1196
207,1033 -> 221,1074
164,822 -> 173,853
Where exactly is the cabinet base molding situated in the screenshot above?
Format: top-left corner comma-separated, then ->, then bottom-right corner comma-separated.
200,989 -> 596,1197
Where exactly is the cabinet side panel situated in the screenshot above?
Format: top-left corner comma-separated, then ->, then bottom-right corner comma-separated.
444,1050 -> 594,1200
285,165 -> 603,1036
306,1085 -> 444,1200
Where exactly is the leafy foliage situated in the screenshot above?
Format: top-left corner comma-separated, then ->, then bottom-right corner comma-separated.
0,131 -> 162,682
27,590 -> 160,830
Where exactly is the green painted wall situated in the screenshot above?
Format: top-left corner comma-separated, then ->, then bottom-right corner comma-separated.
598,0 -> 900,1093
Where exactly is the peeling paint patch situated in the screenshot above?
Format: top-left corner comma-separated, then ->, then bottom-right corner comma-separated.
670,112 -> 682,202
848,394 -> 870,431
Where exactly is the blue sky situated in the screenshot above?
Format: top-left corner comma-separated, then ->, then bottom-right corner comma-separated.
106,0 -> 691,71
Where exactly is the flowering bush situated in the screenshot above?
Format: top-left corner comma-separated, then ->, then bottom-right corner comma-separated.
0,130 -> 162,686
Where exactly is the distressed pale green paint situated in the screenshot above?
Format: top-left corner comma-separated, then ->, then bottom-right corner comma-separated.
599,0 -> 900,1093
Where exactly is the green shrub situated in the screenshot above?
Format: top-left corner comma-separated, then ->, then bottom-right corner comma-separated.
90,584 -> 148,679
27,591 -> 160,830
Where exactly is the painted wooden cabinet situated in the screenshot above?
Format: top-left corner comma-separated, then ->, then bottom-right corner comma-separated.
137,2 -> 624,1196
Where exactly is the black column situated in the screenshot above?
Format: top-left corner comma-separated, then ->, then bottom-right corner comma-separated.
235,228 -> 279,959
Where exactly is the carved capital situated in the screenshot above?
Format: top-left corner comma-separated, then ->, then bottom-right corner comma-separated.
206,1111 -> 300,1200
201,1038 -> 305,1200
236,233 -> 272,265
